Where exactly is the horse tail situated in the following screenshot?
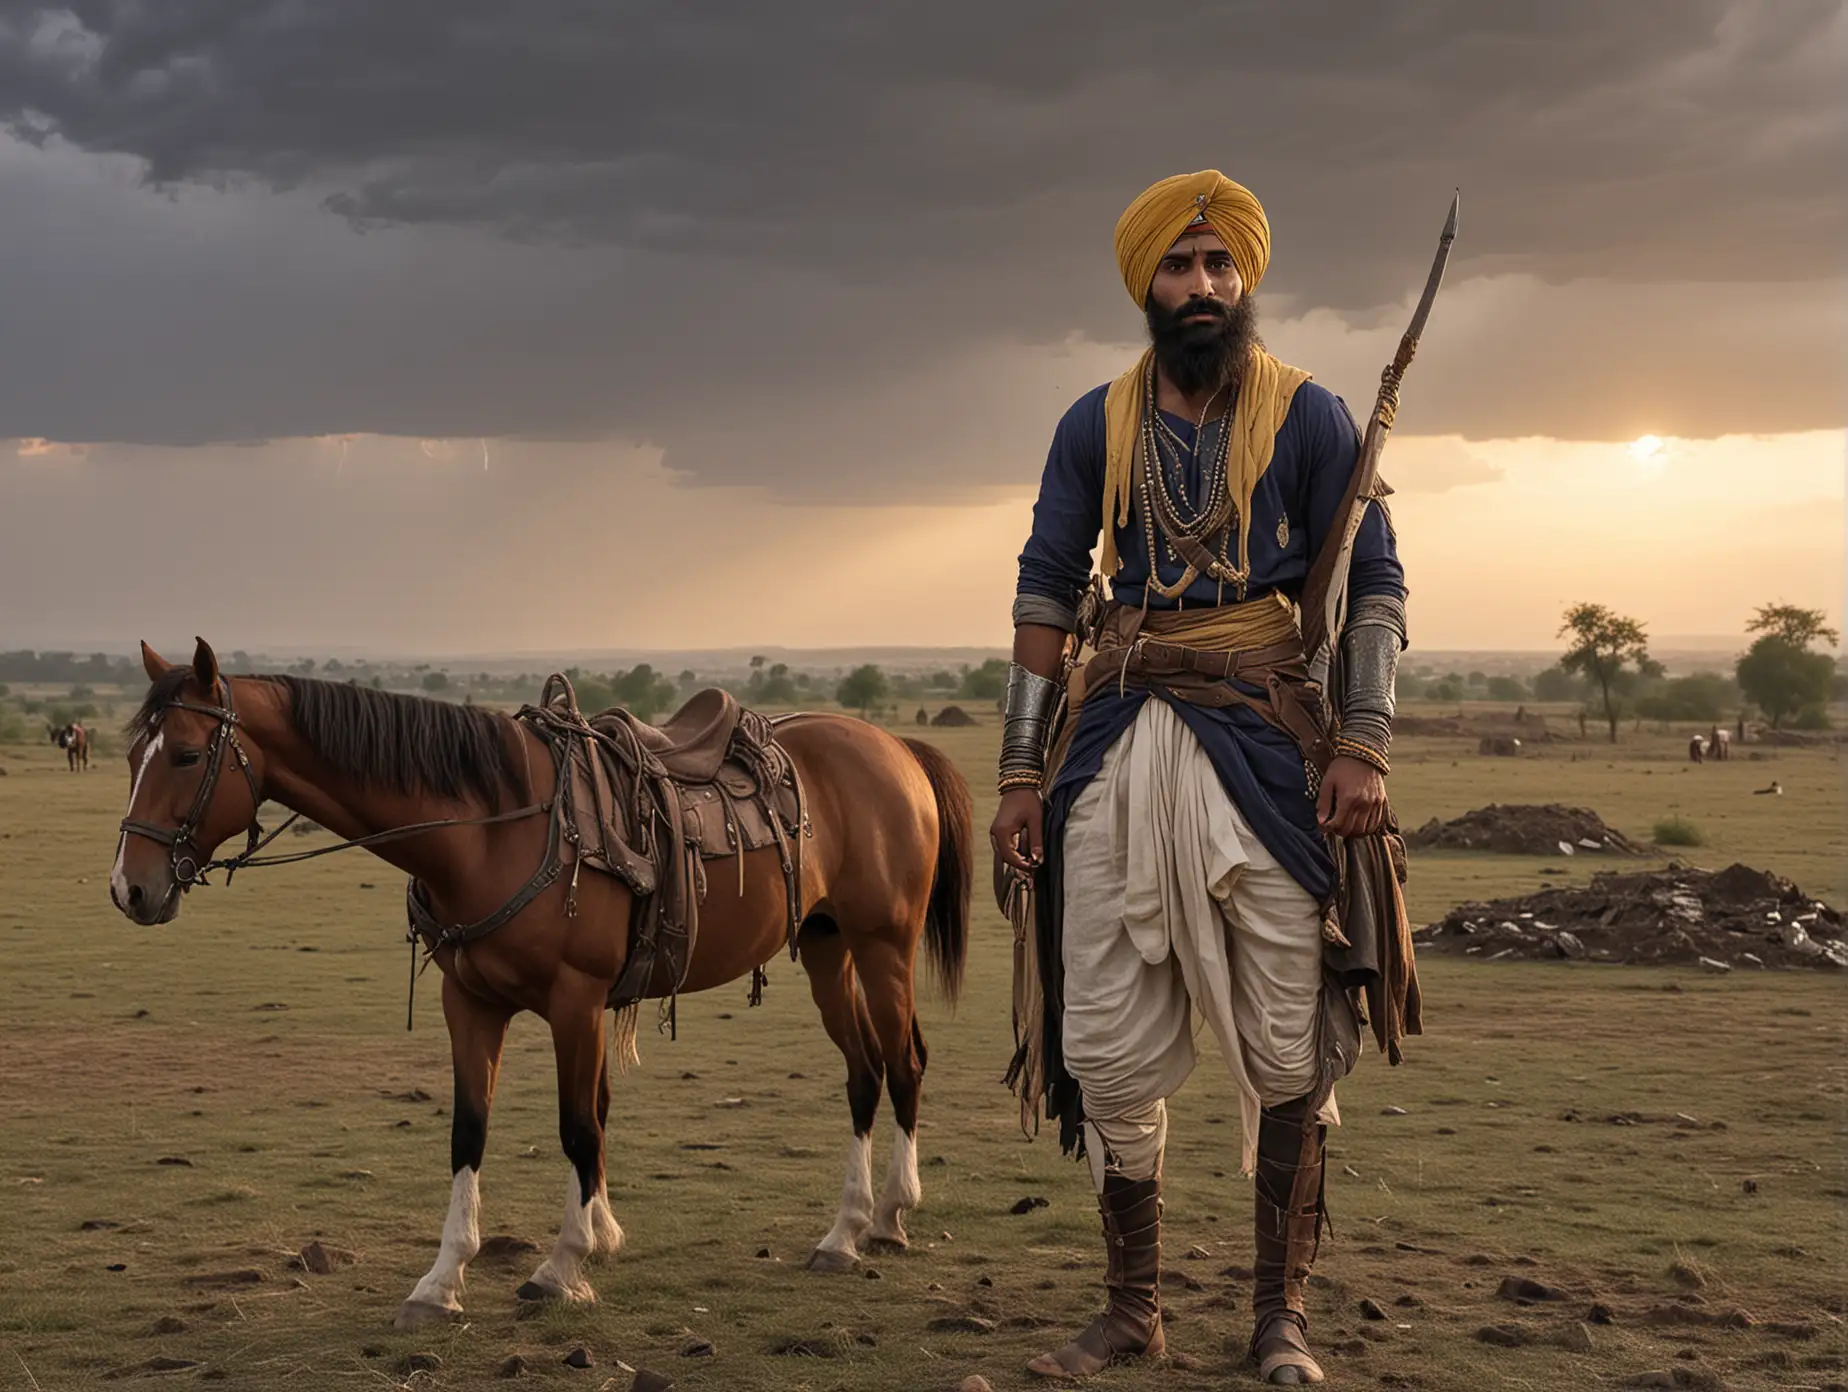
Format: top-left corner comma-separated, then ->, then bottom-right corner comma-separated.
901,737 -> 972,1006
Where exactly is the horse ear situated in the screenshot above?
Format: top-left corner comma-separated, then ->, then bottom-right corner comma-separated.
141,642 -> 172,682
191,637 -> 221,693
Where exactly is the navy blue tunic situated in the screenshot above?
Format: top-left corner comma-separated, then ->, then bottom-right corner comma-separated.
1016,379 -> 1406,899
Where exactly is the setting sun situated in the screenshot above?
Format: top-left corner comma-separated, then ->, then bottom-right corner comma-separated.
1627,433 -> 1666,461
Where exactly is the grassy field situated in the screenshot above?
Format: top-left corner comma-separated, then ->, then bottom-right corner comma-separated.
1,713 -> 1844,1391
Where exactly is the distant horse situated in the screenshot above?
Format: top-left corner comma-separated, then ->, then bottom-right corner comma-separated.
51,721 -> 89,771
1707,725 -> 1731,761
1688,734 -> 1707,764
111,639 -> 972,1329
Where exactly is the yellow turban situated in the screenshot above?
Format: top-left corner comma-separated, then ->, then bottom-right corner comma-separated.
1112,170 -> 1270,306
1098,172 -> 1304,581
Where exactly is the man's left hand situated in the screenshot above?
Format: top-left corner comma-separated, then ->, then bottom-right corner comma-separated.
1317,755 -> 1388,838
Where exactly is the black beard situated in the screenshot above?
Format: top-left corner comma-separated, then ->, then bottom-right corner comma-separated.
1145,293 -> 1260,399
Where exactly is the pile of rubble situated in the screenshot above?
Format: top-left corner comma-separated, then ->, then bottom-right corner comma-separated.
1407,804 -> 1645,856
1417,863 -> 1847,970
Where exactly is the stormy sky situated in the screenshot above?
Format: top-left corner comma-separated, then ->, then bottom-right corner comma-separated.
0,1 -> 1841,652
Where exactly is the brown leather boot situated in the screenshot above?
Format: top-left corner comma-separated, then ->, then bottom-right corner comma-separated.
1250,1096 -> 1327,1385
1025,1172 -> 1164,1379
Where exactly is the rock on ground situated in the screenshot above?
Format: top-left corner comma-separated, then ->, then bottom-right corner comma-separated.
1417,862 -> 1845,969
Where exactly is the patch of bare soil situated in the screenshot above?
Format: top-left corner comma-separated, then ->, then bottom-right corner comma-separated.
1397,711 -> 1561,741
1417,862 -> 1847,969
1409,803 -> 1645,856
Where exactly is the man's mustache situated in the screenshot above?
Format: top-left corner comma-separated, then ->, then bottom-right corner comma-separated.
1174,298 -> 1231,321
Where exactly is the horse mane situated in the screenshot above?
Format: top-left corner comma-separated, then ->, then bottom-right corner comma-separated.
126,669 -> 520,807
274,676 -> 519,808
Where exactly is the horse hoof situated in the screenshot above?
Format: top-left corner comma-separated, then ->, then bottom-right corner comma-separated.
515,1280 -> 557,1303
804,1247 -> 860,1274
394,1299 -> 459,1331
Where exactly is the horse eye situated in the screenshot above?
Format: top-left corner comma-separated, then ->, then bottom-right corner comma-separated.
173,750 -> 204,769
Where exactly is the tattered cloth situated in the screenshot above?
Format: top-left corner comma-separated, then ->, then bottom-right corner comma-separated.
408,675 -> 805,1028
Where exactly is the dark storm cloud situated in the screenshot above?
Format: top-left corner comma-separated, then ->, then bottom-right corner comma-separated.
0,0 -> 1841,474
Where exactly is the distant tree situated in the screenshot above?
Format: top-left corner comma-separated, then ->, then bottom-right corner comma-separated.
421,671 -> 451,693
68,684 -> 94,701
1395,672 -> 1426,700
755,661 -> 799,705
1746,604 -> 1839,651
293,658 -> 317,676
1737,605 -> 1837,729
1558,603 -> 1661,743
1485,675 -> 1527,703
324,658 -> 346,675
677,668 -> 698,690
959,657 -> 1010,702
1427,678 -> 1463,703
614,664 -> 678,720
837,664 -> 890,717
1636,672 -> 1733,724
1531,665 -> 1583,702
1466,670 -> 1488,687
370,676 -> 385,690
750,654 -> 766,671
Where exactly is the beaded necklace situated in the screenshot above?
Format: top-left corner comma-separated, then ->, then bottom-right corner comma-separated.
1136,356 -> 1247,603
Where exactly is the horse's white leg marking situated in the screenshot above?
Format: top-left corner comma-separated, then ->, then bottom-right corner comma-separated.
869,1126 -> 921,1248
589,1175 -> 623,1256
109,733 -> 163,905
399,1167 -> 480,1322
814,1132 -> 875,1263
521,1169 -> 598,1303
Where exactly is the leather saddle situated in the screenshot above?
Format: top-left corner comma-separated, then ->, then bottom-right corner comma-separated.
517,674 -> 807,1014
631,688 -> 743,784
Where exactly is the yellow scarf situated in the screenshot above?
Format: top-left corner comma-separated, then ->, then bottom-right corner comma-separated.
1099,346 -> 1312,581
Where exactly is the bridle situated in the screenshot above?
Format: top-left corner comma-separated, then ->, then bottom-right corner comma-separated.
117,674 -> 552,913
119,676 -> 271,895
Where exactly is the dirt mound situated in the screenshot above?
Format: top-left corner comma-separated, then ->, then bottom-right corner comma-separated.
1408,804 -> 1645,856
930,705 -> 977,727
1417,863 -> 1846,969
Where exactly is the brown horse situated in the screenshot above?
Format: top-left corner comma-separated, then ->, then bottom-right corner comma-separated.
110,639 -> 972,1329
52,720 -> 90,771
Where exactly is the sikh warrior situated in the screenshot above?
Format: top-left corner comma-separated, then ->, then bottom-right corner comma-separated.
992,171 -> 1421,1383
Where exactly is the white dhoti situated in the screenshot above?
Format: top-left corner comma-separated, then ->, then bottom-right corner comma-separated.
1060,699 -> 1338,1183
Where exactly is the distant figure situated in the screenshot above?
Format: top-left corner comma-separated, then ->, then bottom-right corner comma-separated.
51,720 -> 89,772
1577,709 -> 1588,739
1736,713 -> 1747,742
915,707 -> 929,726
1514,704 -> 1527,725
1708,725 -> 1731,761
1688,734 -> 1707,764
1753,780 -> 1783,796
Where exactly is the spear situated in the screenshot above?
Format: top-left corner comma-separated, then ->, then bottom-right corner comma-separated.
1301,190 -> 1460,684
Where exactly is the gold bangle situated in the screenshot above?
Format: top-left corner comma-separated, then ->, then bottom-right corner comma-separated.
1333,738 -> 1390,776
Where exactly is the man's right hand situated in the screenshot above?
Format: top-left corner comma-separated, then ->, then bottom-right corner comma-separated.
990,788 -> 1046,875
